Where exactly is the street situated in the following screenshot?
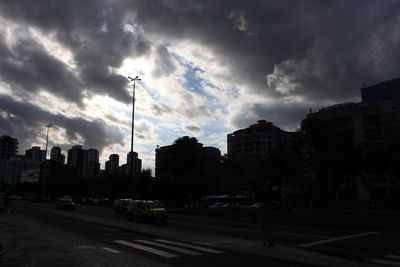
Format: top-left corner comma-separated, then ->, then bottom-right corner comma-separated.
24,201 -> 400,265
3,201 -> 400,266
0,203 -> 300,267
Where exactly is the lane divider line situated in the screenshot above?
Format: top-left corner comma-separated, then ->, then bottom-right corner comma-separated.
300,231 -> 381,248
101,247 -> 121,254
136,240 -> 202,255
154,239 -> 223,254
114,240 -> 178,258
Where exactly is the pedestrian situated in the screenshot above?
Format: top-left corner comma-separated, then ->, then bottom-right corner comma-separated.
260,202 -> 274,247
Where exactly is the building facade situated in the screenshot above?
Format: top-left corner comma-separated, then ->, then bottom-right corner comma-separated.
155,141 -> 220,177
227,120 -> 299,163
50,146 -> 65,164
0,135 -> 18,159
105,154 -> 119,175
25,146 -> 46,162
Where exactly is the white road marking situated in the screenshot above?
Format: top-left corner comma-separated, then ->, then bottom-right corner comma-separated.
170,220 -> 331,239
114,240 -> 178,258
300,231 -> 381,248
370,259 -> 400,266
155,239 -> 223,254
101,247 -> 121,254
136,240 -> 202,255
386,255 -> 400,260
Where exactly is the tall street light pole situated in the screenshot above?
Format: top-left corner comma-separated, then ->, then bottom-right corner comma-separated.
127,76 -> 141,177
45,122 -> 53,160
43,122 -> 53,198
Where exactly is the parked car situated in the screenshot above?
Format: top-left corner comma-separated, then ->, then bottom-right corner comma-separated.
56,197 -> 76,210
113,198 -> 132,212
126,200 -> 168,223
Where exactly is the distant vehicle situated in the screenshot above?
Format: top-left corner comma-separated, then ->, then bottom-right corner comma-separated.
56,198 -> 76,210
113,199 -> 132,212
208,202 -> 230,209
127,200 -> 168,223
249,202 -> 264,209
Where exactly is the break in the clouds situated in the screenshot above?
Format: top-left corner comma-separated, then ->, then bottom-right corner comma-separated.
1,0 -> 400,168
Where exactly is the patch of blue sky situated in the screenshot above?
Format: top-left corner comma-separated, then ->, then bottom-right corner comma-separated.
173,57 -> 228,115
200,118 -> 231,143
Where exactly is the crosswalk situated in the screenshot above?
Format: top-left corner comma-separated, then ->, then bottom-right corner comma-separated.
371,251 -> 400,266
113,239 -> 223,258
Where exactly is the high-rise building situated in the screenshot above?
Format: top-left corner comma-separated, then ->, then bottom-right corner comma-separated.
121,151 -> 142,175
105,154 -> 119,175
155,140 -> 220,177
50,146 -> 65,164
25,146 -> 46,161
83,148 -> 100,179
0,135 -> 18,159
227,120 -> 296,162
67,145 -> 85,169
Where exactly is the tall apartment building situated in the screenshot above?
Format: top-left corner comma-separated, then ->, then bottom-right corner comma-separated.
0,135 -> 18,159
67,145 -> 99,178
227,120 -> 298,163
83,148 -> 100,179
67,145 -> 84,168
50,146 -> 65,164
121,151 -> 142,176
105,154 -> 119,175
25,146 -> 46,161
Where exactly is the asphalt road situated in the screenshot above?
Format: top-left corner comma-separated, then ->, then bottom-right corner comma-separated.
9,201 -> 400,266
1,204 -> 300,267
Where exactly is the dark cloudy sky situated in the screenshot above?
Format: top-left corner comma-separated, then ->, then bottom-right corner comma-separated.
1,0 -> 399,168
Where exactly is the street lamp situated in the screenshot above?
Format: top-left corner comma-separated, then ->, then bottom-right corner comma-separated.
43,122 -> 53,198
45,122 -> 53,160
127,76 -> 141,177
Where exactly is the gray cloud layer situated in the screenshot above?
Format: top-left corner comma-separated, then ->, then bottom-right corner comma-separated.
1,0 -> 400,142
0,94 -> 124,153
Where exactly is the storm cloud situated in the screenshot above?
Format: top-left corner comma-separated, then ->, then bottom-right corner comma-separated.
1,0 -> 399,165
0,94 -> 124,153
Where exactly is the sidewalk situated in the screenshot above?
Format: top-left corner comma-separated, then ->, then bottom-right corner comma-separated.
16,201 -> 372,267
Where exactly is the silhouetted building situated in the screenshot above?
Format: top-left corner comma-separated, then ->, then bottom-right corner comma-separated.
361,77 -> 400,108
0,135 -> 18,159
121,151 -> 141,176
303,101 -> 400,147
67,145 -> 85,172
83,148 -> 100,179
0,157 -> 23,185
25,146 -> 46,162
40,160 -> 79,186
198,146 -> 221,176
105,154 -> 119,175
50,146 -> 65,164
227,120 -> 298,162
155,141 -> 220,177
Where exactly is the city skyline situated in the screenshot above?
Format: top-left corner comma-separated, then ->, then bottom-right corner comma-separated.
1,1 -> 400,170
